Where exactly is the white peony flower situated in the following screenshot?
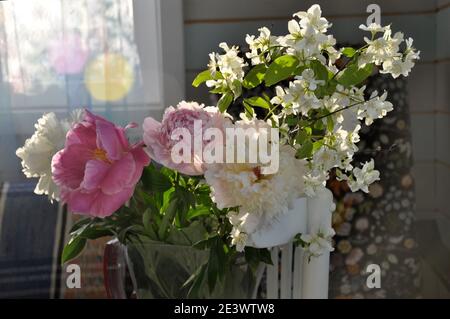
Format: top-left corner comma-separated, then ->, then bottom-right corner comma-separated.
347,159 -> 380,193
204,128 -> 308,252
301,226 -> 335,258
16,110 -> 83,201
205,144 -> 306,215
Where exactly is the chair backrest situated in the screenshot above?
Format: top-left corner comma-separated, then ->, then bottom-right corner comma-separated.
265,242 -> 330,299
265,190 -> 333,299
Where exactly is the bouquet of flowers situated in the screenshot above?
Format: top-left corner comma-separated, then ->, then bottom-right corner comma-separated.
16,5 -> 419,298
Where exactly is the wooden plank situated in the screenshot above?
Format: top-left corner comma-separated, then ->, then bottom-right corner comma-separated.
266,246 -> 279,299
280,243 -> 293,299
292,246 -> 304,299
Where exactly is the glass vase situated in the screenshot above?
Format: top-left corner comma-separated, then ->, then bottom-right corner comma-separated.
124,239 -> 262,299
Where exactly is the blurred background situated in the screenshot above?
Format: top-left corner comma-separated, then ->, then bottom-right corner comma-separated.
0,0 -> 448,298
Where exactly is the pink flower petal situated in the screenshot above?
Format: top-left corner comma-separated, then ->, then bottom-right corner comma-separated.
96,119 -> 124,161
80,159 -> 110,190
65,187 -> 134,217
100,153 -> 135,195
52,144 -> 93,189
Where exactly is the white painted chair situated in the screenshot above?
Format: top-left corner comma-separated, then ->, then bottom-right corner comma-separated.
250,189 -> 334,299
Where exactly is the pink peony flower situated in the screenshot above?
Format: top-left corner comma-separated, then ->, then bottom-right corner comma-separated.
142,101 -> 229,175
52,110 -> 150,217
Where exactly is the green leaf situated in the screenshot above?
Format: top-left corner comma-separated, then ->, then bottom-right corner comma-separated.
69,218 -> 92,234
295,140 -> 313,159
217,92 -> 233,112
327,116 -> 334,132
265,55 -> 299,86
79,226 -> 112,240
309,60 -> 328,82
295,130 -> 310,145
341,47 -> 357,58
244,96 -> 271,109
313,140 -> 323,152
192,70 -> 212,87
231,80 -> 242,99
243,100 -> 255,118
61,236 -> 86,264
259,248 -> 273,265
207,247 -> 219,292
337,63 -> 373,88
243,64 -> 267,89
141,165 -> 172,192
142,208 -> 152,229
244,247 -> 261,272
314,119 -> 324,130
158,198 -> 178,239
187,206 -> 211,220
186,263 -> 207,298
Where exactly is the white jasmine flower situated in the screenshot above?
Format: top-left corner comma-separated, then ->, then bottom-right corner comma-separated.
358,91 -> 393,125
359,28 -> 403,67
286,25 -> 329,59
207,52 -> 218,76
359,23 -> 388,34
293,4 -> 331,33
334,125 -> 360,158
227,210 -> 261,251
301,226 -> 335,258
304,171 -> 328,197
230,227 -> 248,252
206,42 -> 247,92
322,35 -> 341,64
274,69 -> 322,115
245,27 -> 278,65
380,38 -> 420,78
16,110 -> 82,201
312,146 -> 339,172
270,86 -> 287,106
299,68 -> 325,91
218,42 -> 246,80
347,159 -> 380,193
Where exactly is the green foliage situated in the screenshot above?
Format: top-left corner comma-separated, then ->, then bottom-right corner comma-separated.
295,140 -> 314,159
218,92 -> 233,112
243,64 -> 267,89
244,247 -> 273,272
265,55 -> 299,86
141,164 -> 172,192
244,96 -> 271,109
192,70 -> 212,87
61,236 -> 86,263
341,47 -> 357,58
337,63 -> 373,87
